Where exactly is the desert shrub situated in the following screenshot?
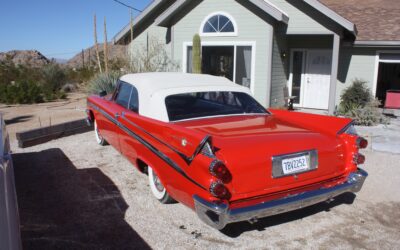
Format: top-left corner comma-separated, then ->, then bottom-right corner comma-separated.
337,79 -> 389,126
0,81 -> 43,104
340,99 -> 389,126
86,71 -> 122,95
40,63 -> 67,100
339,79 -> 371,113
65,67 -> 97,84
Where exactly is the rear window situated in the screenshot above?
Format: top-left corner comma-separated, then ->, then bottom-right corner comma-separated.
165,91 -> 267,121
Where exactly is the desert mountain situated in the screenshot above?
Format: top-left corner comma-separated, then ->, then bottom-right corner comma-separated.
0,50 -> 50,67
67,43 -> 127,68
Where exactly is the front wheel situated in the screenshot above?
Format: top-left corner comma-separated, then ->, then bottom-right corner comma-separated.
94,120 -> 107,146
148,166 -> 175,204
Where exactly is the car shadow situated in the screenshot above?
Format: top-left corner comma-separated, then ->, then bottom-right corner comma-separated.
13,148 -> 151,250
220,192 -> 356,238
4,115 -> 33,125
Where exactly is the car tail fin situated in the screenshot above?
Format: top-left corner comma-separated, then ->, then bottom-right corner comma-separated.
269,109 -> 353,136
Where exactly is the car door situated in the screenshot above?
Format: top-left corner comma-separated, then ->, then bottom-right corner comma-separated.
119,85 -> 140,163
101,81 -> 132,152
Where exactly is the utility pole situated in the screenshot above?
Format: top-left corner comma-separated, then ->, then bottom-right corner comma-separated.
104,16 -> 109,73
81,49 -> 85,68
94,14 -> 102,73
130,9 -> 134,42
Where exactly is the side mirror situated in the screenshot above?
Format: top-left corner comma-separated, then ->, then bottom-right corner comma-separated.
99,90 -> 107,97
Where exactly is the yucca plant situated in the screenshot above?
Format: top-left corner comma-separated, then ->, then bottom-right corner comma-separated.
86,71 -> 121,95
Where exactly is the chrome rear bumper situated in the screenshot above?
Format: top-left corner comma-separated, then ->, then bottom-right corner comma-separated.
193,168 -> 367,230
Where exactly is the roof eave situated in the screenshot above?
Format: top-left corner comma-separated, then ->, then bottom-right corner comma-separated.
155,0 -> 289,27
302,0 -> 357,36
354,40 -> 400,47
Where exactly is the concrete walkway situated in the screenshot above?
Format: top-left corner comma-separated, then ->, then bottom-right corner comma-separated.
357,117 -> 400,154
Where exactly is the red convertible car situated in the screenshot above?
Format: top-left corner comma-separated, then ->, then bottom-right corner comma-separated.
86,73 -> 367,229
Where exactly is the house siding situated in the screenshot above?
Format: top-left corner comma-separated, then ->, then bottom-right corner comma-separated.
270,31 -> 288,107
336,48 -> 376,104
171,0 -> 275,106
268,0 -> 336,34
128,25 -> 171,58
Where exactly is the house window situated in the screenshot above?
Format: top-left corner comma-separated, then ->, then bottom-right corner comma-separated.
185,43 -> 254,89
200,12 -> 237,36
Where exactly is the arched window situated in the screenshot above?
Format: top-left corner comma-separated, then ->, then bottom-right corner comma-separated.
200,12 -> 237,36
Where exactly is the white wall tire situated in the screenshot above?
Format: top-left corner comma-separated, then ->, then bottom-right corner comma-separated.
94,120 -> 107,146
148,166 -> 175,204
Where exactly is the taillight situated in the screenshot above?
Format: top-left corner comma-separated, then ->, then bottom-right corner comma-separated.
356,137 -> 368,149
209,160 -> 232,183
353,153 -> 365,165
209,182 -> 231,200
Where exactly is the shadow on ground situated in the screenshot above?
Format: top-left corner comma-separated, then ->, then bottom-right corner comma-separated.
221,192 -> 356,238
4,115 -> 33,125
13,148 -> 150,249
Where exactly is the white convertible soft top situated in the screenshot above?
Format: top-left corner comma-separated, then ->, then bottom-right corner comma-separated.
119,73 -> 252,122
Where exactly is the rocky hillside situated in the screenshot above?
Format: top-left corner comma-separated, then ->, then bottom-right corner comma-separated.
0,50 -> 50,67
67,43 -> 127,68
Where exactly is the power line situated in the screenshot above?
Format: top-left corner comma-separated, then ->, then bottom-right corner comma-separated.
112,0 -> 142,12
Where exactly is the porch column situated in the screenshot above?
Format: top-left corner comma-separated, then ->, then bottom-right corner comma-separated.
328,34 -> 340,115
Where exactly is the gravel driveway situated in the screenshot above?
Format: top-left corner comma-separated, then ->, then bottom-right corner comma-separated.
11,129 -> 400,249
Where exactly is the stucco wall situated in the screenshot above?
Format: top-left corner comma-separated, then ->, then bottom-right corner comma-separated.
170,0 -> 275,106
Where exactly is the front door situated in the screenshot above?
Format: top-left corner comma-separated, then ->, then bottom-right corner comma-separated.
290,50 -> 332,110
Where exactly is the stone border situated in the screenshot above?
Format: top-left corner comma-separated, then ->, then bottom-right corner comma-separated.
16,119 -> 92,148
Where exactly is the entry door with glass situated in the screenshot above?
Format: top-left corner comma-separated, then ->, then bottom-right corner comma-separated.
290,49 -> 332,110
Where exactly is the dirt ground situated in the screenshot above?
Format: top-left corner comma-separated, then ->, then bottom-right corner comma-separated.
0,92 -> 87,143
2,97 -> 400,249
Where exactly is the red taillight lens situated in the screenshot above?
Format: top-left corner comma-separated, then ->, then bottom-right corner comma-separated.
210,182 -> 231,200
353,153 -> 365,165
357,137 -> 368,149
209,160 -> 232,183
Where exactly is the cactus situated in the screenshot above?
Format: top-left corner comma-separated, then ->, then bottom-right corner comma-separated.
192,34 -> 202,74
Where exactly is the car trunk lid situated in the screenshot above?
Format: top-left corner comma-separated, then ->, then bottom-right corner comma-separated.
178,115 -> 346,198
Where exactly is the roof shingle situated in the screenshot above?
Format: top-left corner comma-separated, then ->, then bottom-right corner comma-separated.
318,0 -> 400,41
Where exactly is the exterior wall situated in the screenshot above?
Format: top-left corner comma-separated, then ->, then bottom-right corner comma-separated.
336,47 -> 400,105
171,0 -> 275,106
287,35 -> 333,49
268,0 -> 335,34
336,47 -> 377,104
270,30 -> 288,107
128,25 -> 171,58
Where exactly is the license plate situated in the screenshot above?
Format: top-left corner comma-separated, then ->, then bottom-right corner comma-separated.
271,150 -> 318,178
281,155 -> 309,175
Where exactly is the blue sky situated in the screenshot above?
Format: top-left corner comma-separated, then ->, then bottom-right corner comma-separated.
0,0 -> 152,59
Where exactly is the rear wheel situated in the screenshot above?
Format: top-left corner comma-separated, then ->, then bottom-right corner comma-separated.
148,166 -> 175,204
94,120 -> 107,146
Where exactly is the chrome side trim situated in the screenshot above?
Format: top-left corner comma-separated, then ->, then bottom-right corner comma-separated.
194,168 -> 368,230
121,114 -> 192,164
88,102 -> 207,190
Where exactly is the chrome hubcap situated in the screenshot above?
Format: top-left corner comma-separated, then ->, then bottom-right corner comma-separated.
152,173 -> 164,192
